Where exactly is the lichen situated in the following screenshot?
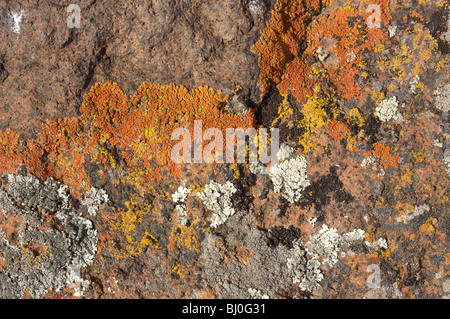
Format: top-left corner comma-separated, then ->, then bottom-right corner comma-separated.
365,237 -> 388,250
270,144 -> 310,203
305,225 -> 365,267
435,83 -> 450,113
286,239 -> 307,284
198,181 -> 237,228
0,173 -> 98,298
9,10 -> 24,34
375,96 -> 402,122
364,143 -> 399,170
247,288 -> 270,299
172,186 -> 192,225
81,187 -> 109,216
251,0 -> 321,99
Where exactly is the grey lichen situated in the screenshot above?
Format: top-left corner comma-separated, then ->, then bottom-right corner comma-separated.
305,225 -> 365,267
198,216 -> 295,298
286,225 -> 365,293
435,83 -> 450,113
0,173 -> 98,298
81,186 -> 109,216
249,161 -> 264,175
444,148 -> 450,176
286,239 -> 307,285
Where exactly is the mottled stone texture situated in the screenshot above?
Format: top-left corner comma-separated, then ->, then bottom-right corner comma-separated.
0,0 -> 273,138
0,0 -> 449,299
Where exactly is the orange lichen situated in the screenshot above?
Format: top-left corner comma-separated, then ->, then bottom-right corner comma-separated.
0,128 -> 23,173
0,80 -> 255,198
364,143 -> 399,170
278,58 -> 314,103
253,0 -> 392,106
251,0 -> 321,99
305,4 -> 389,100
327,119 -> 350,142
0,79 -> 254,258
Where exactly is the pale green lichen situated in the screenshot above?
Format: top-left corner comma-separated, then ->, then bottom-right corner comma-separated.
0,173 -> 98,299
172,186 -> 192,225
270,144 -> 310,203
198,181 -> 237,228
305,225 -> 365,267
434,84 -> 450,113
286,225 -> 365,293
375,96 -> 402,122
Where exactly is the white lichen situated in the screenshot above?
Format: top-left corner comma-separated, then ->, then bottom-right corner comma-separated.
305,225 -> 342,267
375,96 -> 402,122
434,84 -> 450,113
346,51 -> 356,63
198,181 -> 237,228
308,217 -> 317,228
409,75 -> 420,94
395,204 -> 429,224
365,237 -> 388,250
172,185 -> 192,203
0,173 -> 98,299
81,187 -> 109,216
270,145 -> 310,203
172,186 -> 192,225
316,46 -> 329,62
277,143 -> 295,161
248,288 -> 270,299
361,156 -> 375,168
433,139 -> 444,148
342,228 -> 366,244
249,161 -> 264,175
248,0 -> 265,18
388,25 -> 397,38
305,225 -> 365,267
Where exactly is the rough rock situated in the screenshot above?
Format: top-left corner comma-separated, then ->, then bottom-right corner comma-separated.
0,0 -> 274,138
0,0 -> 449,300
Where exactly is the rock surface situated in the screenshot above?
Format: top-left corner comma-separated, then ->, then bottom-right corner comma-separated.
0,0 -> 449,300
0,0 -> 273,138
